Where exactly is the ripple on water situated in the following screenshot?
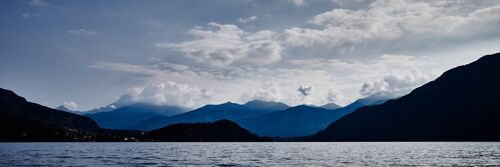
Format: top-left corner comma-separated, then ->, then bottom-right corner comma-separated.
0,142 -> 500,166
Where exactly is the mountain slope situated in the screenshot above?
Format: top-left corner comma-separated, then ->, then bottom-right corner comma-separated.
145,119 -> 270,141
55,105 -> 73,112
236,94 -> 396,138
55,105 -> 84,115
319,103 -> 341,110
86,103 -> 188,129
308,53 -> 500,141
0,88 -> 100,141
133,102 -> 263,131
237,105 -> 343,137
84,94 -> 136,114
329,92 -> 399,117
243,100 -> 290,114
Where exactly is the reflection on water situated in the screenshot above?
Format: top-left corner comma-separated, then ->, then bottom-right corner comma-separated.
1,142 -> 500,166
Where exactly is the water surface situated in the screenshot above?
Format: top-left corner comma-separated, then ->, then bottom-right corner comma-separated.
1,142 -> 499,166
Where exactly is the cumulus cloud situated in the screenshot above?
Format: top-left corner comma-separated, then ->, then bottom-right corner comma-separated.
297,85 -> 312,97
62,101 -> 79,111
237,16 -> 258,23
359,69 -> 430,97
279,0 -> 500,48
123,81 -> 214,108
325,88 -> 340,103
242,82 -> 284,102
156,22 -> 282,66
67,29 -> 97,36
242,82 -> 329,105
94,51 -> 469,106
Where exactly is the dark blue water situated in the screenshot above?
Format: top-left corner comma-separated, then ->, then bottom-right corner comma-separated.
1,142 -> 499,166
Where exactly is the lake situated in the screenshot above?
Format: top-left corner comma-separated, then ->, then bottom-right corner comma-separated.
1,142 -> 499,166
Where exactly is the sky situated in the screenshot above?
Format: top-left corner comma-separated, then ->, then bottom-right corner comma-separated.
1,0 -> 500,111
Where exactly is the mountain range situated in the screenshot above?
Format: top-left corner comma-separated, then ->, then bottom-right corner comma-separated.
85,103 -> 189,129
307,52 -> 500,141
237,94 -> 395,137
0,87 -> 265,142
132,100 -> 288,131
2,53 -> 499,141
128,94 -> 391,137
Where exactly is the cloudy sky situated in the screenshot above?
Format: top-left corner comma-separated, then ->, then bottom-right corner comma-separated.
1,0 -> 500,110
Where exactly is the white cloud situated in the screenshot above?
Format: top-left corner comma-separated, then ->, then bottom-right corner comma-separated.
468,5 -> 500,22
67,29 -> 97,36
284,54 -> 442,104
359,69 -> 430,97
63,101 -> 79,111
93,49 -> 490,106
29,0 -> 47,7
237,16 -> 258,23
241,82 -> 284,102
123,81 -> 215,108
156,22 -> 282,66
279,0 -> 500,48
325,88 -> 340,103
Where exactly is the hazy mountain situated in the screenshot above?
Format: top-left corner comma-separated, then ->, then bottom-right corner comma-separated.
84,94 -> 136,114
237,105 -> 344,137
243,100 -> 290,114
145,119 -> 270,142
0,87 -> 270,142
307,53 -> 500,141
134,101 -> 266,131
236,94 -> 397,138
55,105 -> 85,115
55,105 -> 72,112
319,103 -> 341,110
0,87 -> 100,141
85,103 -> 188,130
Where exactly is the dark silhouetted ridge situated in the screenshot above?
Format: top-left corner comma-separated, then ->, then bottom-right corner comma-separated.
0,87 -> 101,141
307,53 -> 500,141
146,119 -> 270,141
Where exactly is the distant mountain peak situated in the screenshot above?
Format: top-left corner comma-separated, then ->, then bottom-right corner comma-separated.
84,94 -> 137,114
112,94 -> 135,107
244,99 -> 288,106
55,105 -> 73,112
320,103 -> 342,110
294,104 -> 315,108
222,101 -> 238,105
85,102 -> 188,129
244,99 -> 269,104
